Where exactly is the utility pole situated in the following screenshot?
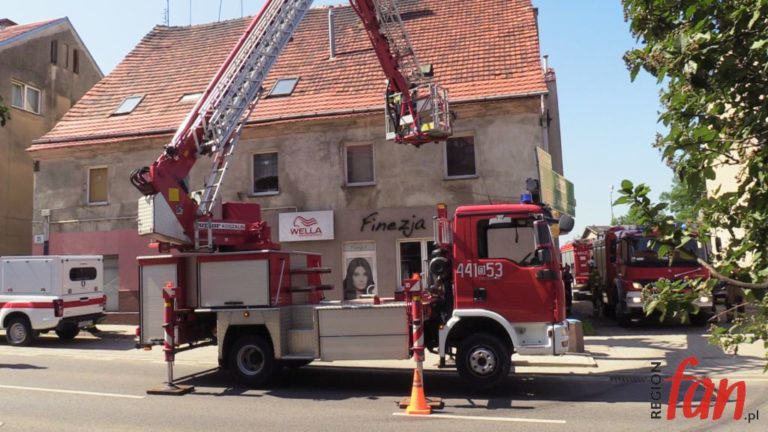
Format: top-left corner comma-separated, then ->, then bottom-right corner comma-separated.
609,185 -> 615,223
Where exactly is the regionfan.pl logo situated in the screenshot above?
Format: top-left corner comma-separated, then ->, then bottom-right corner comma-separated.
650,356 -> 760,423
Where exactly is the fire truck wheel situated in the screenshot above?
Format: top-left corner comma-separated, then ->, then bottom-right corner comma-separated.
5,316 -> 35,346
456,333 -> 511,389
55,324 -> 80,340
229,335 -> 276,387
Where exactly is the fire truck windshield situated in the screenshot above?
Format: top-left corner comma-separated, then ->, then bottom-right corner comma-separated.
626,237 -> 704,266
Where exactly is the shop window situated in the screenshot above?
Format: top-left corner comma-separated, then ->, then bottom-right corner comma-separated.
342,242 -> 377,299
445,136 -> 477,178
345,144 -> 375,186
252,152 -> 279,194
397,239 -> 437,285
88,166 -> 108,204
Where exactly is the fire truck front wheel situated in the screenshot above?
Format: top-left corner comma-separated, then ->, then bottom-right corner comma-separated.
456,333 -> 511,389
5,315 -> 35,346
229,335 -> 276,387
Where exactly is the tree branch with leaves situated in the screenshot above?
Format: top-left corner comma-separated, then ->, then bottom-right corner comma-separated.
622,0 -> 768,367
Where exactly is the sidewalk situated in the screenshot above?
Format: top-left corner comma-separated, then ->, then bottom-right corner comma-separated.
89,321 -> 768,380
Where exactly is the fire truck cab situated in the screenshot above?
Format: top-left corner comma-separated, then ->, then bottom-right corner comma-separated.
592,226 -> 711,325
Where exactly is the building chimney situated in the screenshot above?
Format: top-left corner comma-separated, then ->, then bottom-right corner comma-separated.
328,7 -> 336,60
0,19 -> 18,30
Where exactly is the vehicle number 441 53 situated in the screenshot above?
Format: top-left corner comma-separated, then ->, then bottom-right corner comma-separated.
456,262 -> 503,279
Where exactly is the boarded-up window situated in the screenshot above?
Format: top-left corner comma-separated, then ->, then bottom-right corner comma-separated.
346,144 -> 375,185
88,167 -> 108,204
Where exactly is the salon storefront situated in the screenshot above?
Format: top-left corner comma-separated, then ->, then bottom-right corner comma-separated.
272,206 -> 439,300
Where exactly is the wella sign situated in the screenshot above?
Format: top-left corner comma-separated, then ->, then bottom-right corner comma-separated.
279,211 -> 334,242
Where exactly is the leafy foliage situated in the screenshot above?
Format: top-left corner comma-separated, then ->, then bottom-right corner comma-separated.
622,0 -> 768,366
659,176 -> 706,223
0,96 -> 9,127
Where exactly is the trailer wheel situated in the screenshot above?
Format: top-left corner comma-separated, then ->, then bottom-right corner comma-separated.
229,335 -> 276,387
456,333 -> 511,389
55,324 -> 80,340
5,316 -> 34,346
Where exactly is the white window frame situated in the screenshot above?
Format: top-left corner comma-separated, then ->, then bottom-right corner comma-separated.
87,165 -> 109,205
11,80 -> 42,115
251,151 -> 279,196
344,143 -> 376,187
395,238 -> 435,286
443,135 -> 478,180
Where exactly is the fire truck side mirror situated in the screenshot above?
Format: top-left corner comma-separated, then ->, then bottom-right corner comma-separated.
558,214 -> 574,235
533,220 -> 551,248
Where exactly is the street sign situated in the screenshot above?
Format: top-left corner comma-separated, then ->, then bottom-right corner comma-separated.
536,148 -> 576,216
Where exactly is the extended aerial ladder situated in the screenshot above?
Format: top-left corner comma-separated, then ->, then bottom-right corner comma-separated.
131,0 -> 451,252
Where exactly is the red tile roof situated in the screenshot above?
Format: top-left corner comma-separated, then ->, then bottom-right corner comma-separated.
32,0 -> 546,150
0,18 -> 64,47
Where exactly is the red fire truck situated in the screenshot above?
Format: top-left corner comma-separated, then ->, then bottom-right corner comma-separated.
132,0 -> 575,390
560,239 -> 592,299
591,226 -> 711,326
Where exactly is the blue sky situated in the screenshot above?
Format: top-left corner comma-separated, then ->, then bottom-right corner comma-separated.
4,0 -> 673,239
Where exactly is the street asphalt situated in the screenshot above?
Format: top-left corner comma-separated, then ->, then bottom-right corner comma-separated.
0,300 -> 765,431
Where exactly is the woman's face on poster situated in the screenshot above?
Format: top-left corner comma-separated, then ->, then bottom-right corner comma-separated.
352,265 -> 368,290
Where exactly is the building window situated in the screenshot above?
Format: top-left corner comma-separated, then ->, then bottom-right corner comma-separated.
343,242 -> 377,299
63,43 -> 70,68
73,49 -> 80,74
112,95 -> 143,115
268,77 -> 299,97
50,40 -> 58,65
444,136 -> 477,178
345,144 -> 375,186
397,239 -> 437,286
88,167 -> 108,204
252,152 -> 278,194
11,81 -> 41,114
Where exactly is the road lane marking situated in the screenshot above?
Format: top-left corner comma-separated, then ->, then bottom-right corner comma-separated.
0,384 -> 144,399
393,413 -> 566,424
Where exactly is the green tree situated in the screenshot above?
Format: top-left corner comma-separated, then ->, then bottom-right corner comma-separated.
0,96 -> 9,127
658,176 -> 706,223
622,0 -> 768,365
611,205 -> 646,225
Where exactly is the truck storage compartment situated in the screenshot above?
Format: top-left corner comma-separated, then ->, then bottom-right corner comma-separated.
317,303 -> 409,361
198,258 -> 269,307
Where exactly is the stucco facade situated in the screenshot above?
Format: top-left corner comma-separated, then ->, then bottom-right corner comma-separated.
31,96 -> 561,311
0,18 -> 101,255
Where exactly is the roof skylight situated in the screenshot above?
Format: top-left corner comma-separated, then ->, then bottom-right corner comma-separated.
268,78 -> 299,97
112,95 -> 144,115
179,92 -> 203,103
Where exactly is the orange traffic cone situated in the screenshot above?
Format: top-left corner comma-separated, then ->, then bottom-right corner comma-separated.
405,368 -> 431,415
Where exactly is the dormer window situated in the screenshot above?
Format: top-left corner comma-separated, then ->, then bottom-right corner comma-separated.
268,77 -> 299,97
112,95 -> 144,115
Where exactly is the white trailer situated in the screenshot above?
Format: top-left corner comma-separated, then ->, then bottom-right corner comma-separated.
0,256 -> 106,346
